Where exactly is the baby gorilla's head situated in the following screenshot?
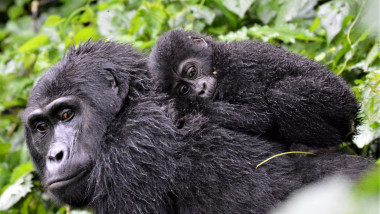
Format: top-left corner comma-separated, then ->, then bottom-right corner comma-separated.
149,30 -> 217,101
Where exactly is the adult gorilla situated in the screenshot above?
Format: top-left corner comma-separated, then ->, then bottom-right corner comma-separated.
22,41 -> 372,214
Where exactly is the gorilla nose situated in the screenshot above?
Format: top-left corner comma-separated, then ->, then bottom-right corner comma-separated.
47,144 -> 68,170
198,83 -> 207,95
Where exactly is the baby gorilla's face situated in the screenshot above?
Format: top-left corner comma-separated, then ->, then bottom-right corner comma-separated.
171,58 -> 217,100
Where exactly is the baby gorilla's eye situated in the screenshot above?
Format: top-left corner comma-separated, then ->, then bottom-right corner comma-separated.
178,84 -> 190,96
187,66 -> 197,79
36,122 -> 49,133
61,109 -> 74,121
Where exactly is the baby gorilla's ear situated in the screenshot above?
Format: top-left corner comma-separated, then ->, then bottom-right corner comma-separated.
189,36 -> 207,47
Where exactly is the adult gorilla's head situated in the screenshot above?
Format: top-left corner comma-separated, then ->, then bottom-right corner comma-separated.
21,41 -> 149,207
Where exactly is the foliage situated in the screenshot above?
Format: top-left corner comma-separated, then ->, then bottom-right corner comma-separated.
0,0 -> 378,213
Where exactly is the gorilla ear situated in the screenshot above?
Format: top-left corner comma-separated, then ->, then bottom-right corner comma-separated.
104,68 -> 119,95
189,36 -> 207,47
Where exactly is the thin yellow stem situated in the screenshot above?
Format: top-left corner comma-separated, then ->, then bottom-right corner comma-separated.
256,151 -> 315,168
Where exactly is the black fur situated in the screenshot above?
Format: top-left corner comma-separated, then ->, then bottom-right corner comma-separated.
149,30 -> 360,149
23,41 -> 372,214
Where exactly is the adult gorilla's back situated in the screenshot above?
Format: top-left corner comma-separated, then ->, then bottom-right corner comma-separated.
22,41 -> 372,214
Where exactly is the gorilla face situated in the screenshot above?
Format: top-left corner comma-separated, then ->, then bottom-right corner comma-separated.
171,58 -> 217,100
149,31 -> 219,102
23,96 -> 94,206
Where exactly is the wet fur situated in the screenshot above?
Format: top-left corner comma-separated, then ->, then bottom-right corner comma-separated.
24,41 -> 372,214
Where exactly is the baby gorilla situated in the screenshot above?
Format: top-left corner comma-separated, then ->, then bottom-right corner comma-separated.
149,30 -> 359,149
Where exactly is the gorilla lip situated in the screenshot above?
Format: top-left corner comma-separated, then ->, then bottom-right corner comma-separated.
47,170 -> 88,190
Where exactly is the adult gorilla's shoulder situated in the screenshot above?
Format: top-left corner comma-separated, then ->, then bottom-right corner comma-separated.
22,41 -> 373,214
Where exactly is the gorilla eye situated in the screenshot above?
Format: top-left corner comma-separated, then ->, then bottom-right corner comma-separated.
36,122 -> 49,133
186,66 -> 197,79
61,110 -> 74,121
178,84 -> 190,96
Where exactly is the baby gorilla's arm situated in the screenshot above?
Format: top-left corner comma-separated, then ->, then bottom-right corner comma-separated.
204,100 -> 273,135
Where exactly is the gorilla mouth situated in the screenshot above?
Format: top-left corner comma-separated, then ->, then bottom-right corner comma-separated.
47,170 -> 88,190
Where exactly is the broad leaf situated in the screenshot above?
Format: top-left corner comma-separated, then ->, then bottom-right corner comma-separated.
364,44 -> 380,69
275,0 -> 317,25
219,27 -> 249,41
10,162 -> 33,183
74,27 -> 99,44
0,173 -> 33,211
189,6 -> 216,25
19,34 -> 49,52
142,2 -> 166,39
44,15 -> 65,27
247,24 -> 320,43
257,0 -> 278,24
353,123 -> 380,148
221,0 -> 254,18
362,82 -> 380,125
317,1 -> 349,42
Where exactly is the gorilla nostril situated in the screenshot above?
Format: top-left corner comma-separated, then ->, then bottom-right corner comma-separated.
199,90 -> 205,95
56,151 -> 64,161
49,150 -> 64,162
202,83 -> 207,89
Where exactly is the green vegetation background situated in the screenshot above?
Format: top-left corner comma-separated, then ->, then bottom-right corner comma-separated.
0,0 -> 378,213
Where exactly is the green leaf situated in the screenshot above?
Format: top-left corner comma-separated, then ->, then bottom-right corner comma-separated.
74,27 -> 99,45
315,52 -> 326,61
210,0 -> 238,29
19,34 -> 50,53
247,24 -> 321,43
364,43 -> 380,69
309,17 -> 320,32
256,0 -> 278,24
353,123 -> 380,148
317,1 -> 349,43
0,173 -> 33,211
219,27 -> 249,41
0,168 -> 10,189
129,14 -> 146,36
8,5 -> 24,20
97,0 -> 125,11
275,0 -> 318,26
23,53 -> 37,69
354,166 -> 380,196
79,7 -> 95,24
358,28 -> 371,42
362,86 -> 380,125
143,2 -> 166,39
189,6 -> 216,25
21,194 -> 32,214
0,143 -> 11,155
221,0 -> 254,18
36,203 -> 47,214
44,15 -> 66,26
97,9 -> 135,38
10,162 -> 33,184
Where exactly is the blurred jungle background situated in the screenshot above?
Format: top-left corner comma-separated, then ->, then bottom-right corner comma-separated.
0,0 -> 379,213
